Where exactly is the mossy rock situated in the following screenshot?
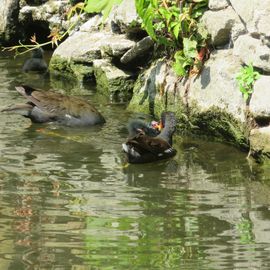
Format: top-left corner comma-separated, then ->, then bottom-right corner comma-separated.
93,59 -> 135,100
187,104 -> 249,149
49,55 -> 94,82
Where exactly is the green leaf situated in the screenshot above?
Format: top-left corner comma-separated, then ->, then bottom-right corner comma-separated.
135,0 -> 209,77
246,77 -> 254,85
135,0 -> 145,15
243,92 -> 249,101
173,60 -> 187,76
143,6 -> 156,39
84,0 -> 123,20
191,1 -> 208,18
173,50 -> 191,76
159,7 -> 172,22
151,0 -> 158,8
236,63 -> 260,101
183,38 -> 197,58
172,23 -> 181,39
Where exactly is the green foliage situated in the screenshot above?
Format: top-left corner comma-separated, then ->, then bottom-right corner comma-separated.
84,0 -> 123,20
236,63 -> 260,101
135,0 -> 209,76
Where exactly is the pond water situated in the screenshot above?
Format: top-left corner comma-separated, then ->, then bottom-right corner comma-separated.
1,51 -> 270,270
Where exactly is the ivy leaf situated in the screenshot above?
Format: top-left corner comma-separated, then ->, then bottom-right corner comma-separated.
183,38 -> 197,58
173,61 -> 187,76
173,51 -> 189,76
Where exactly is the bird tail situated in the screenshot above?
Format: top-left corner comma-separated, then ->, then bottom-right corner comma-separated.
161,112 -> 177,132
157,112 -> 177,145
1,103 -> 33,116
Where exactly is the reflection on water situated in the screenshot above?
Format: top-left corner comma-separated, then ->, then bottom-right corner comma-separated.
1,51 -> 270,270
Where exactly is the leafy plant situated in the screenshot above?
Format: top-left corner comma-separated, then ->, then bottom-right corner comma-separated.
135,0 -> 209,76
236,63 -> 260,101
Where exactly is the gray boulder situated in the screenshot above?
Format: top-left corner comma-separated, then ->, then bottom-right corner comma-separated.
189,50 -> 246,122
229,0 -> 254,29
249,75 -> 270,119
108,0 -> 140,34
230,0 -> 270,36
51,30 -> 135,62
120,36 -> 154,64
79,15 -> 103,33
233,35 -> 270,72
50,31 -> 135,80
201,6 -> 241,47
250,127 -> 270,160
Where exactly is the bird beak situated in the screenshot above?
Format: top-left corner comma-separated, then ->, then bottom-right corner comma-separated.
151,121 -> 163,131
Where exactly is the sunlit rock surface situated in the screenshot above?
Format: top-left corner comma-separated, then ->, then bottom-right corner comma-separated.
233,35 -> 270,72
208,0 -> 229,10
201,7 -> 241,47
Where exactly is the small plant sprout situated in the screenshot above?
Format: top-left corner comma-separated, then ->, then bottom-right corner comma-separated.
236,63 -> 260,101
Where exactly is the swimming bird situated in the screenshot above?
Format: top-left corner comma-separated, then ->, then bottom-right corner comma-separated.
122,111 -> 177,163
1,85 -> 106,126
22,48 -> 47,73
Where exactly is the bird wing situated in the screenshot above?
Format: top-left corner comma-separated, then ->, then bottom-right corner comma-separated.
15,86 -> 101,119
127,133 -> 171,155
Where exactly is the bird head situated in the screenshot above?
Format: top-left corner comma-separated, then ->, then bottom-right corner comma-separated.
150,120 -> 163,131
128,119 -> 161,137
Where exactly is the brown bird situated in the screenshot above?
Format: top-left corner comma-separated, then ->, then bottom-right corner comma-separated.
122,111 -> 177,163
1,85 -> 105,126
